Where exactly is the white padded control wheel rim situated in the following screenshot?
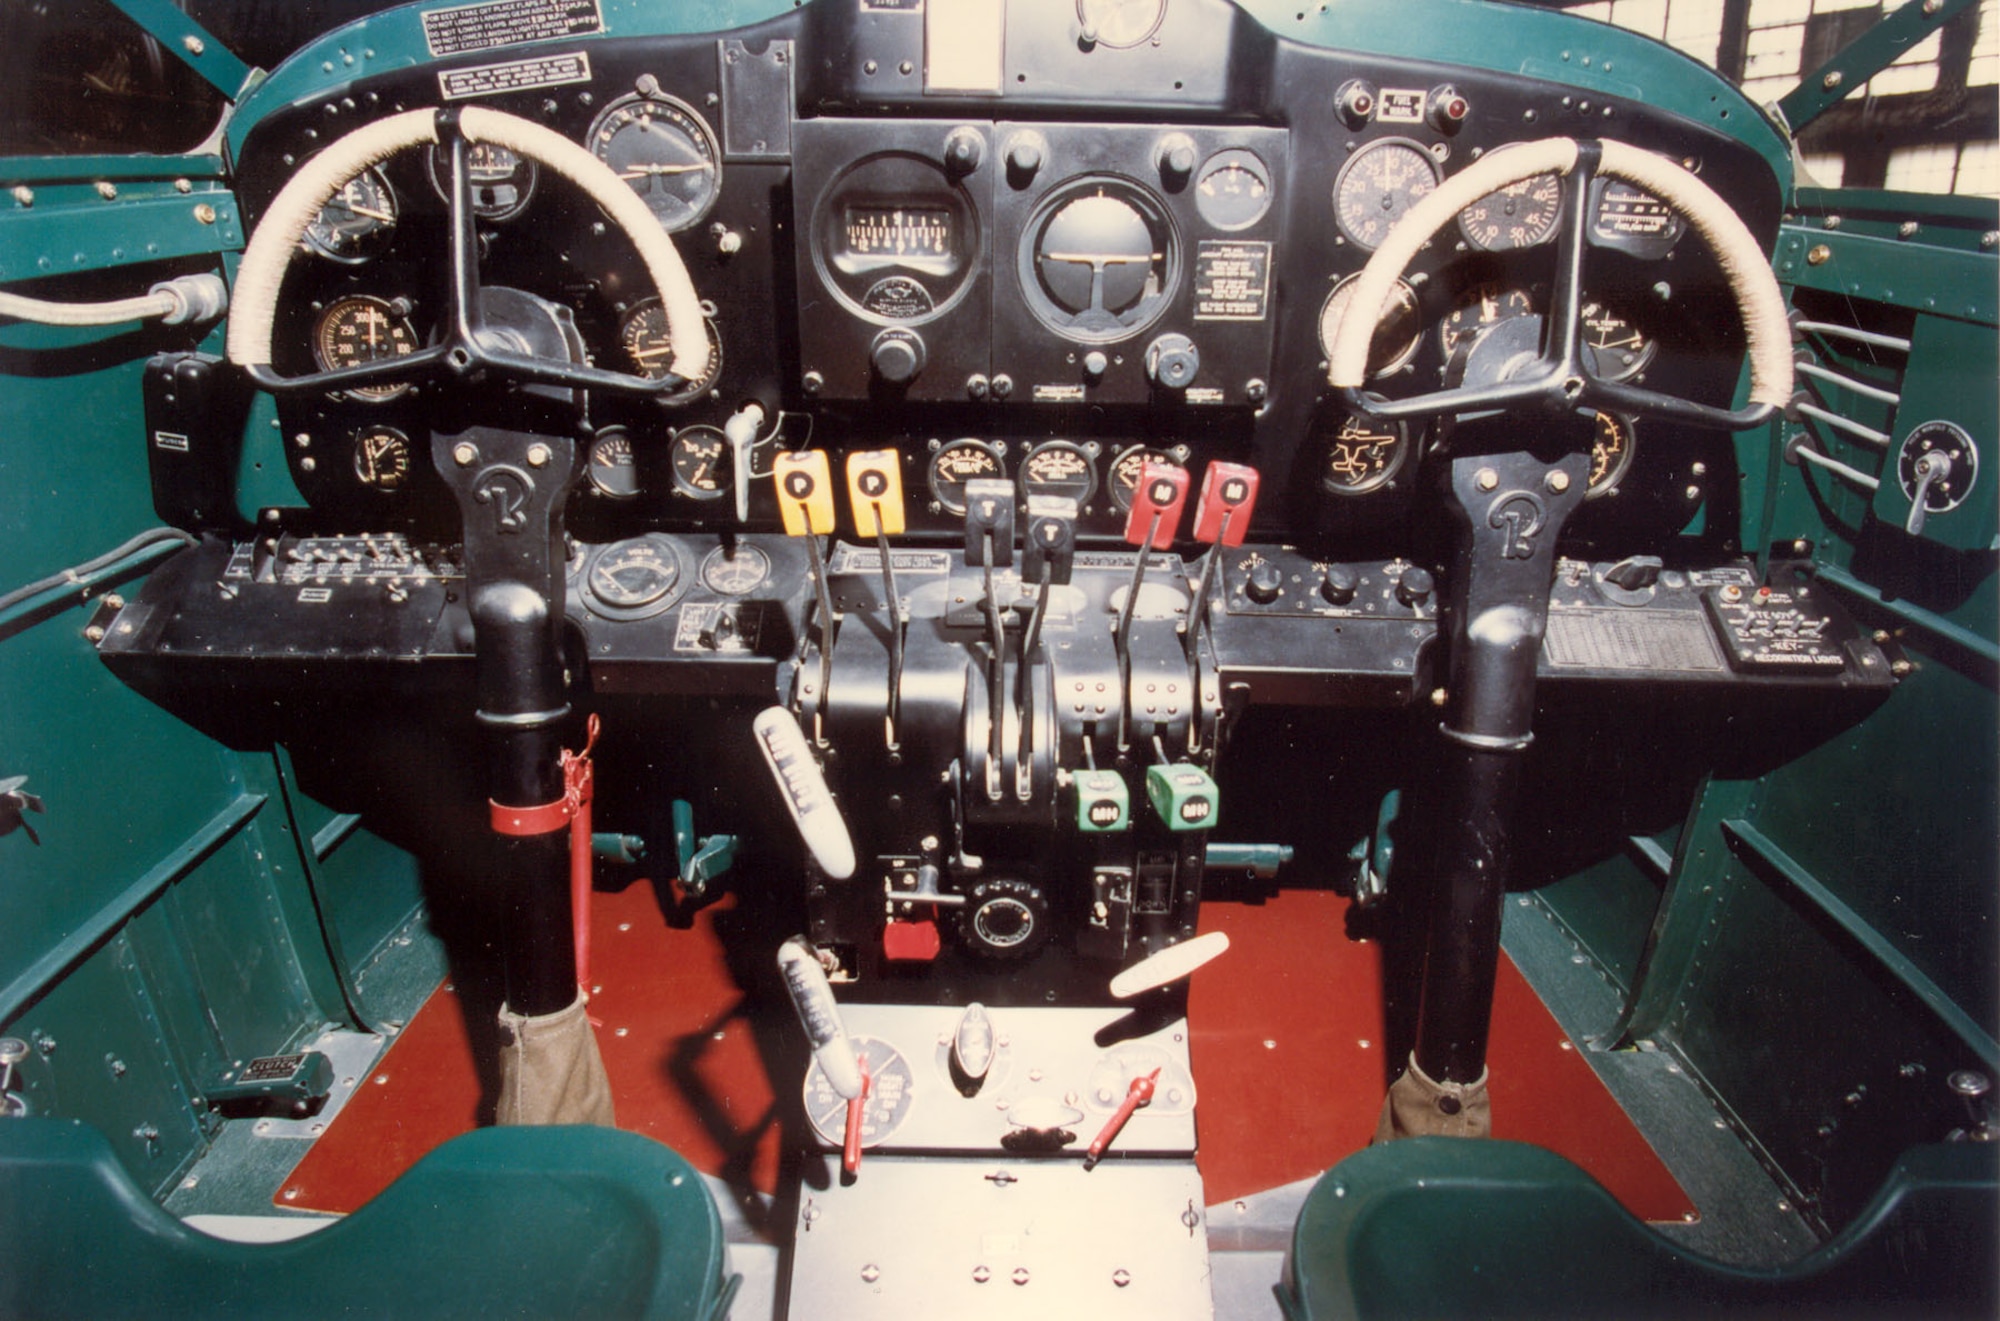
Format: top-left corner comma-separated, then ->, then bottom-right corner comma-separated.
1325,137 -> 1791,412
227,105 -> 709,381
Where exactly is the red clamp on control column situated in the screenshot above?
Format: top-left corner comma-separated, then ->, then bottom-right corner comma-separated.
489,715 -> 601,992
1083,1067 -> 1160,1170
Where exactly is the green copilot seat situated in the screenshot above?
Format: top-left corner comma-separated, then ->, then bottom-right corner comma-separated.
1281,1137 -> 1998,1320
0,1118 -> 738,1321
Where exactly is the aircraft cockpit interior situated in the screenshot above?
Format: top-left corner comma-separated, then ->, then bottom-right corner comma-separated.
1,0 -> 1995,1315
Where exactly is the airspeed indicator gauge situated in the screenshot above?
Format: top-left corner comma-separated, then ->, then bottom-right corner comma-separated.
589,91 -> 721,233
312,295 -> 419,401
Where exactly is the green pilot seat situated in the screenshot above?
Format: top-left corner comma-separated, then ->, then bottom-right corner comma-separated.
1282,1137 -> 1997,1320
0,1118 -> 737,1321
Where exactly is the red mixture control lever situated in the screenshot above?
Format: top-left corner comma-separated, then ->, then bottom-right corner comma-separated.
843,1063 -> 872,1177
1083,1067 -> 1160,1170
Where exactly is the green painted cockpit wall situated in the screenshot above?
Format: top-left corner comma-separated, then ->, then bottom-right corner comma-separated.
0,294 -> 422,1199
1535,185 -> 1999,1234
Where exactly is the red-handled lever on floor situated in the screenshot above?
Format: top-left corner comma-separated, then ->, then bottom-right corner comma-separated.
1083,1067 -> 1160,1170
843,1062 -> 872,1177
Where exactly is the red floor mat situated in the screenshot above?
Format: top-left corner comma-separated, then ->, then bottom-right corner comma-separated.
282,879 -> 1691,1223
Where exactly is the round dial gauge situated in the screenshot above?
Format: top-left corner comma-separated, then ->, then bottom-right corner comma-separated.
669,425 -> 729,500
584,535 -> 685,620
305,167 -> 397,263
804,1037 -> 915,1147
427,141 -> 537,221
1441,284 -> 1535,358
586,429 -> 640,500
1076,0 -> 1167,48
929,439 -> 1004,515
1580,301 -> 1655,382
620,298 -> 722,399
1323,413 -> 1412,495
1318,274 -> 1422,378
352,426 -> 412,491
1194,149 -> 1273,231
312,295 -> 419,401
1023,179 -> 1176,343
1458,173 -> 1562,252
589,93 -> 721,233
701,542 -> 771,595
1109,445 -> 1181,513
1588,412 -> 1636,496
1333,139 -> 1440,251
1019,440 -> 1098,508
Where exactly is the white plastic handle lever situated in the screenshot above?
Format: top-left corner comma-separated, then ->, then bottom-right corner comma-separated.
1108,930 -> 1231,998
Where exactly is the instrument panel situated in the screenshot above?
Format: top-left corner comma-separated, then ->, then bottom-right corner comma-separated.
229,0 -> 1778,553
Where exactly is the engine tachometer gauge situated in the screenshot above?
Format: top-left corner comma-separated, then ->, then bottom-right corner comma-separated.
304,167 -> 397,263
1333,139 -> 1439,251
1019,440 -> 1098,508
586,429 -> 640,500
312,295 -> 419,401
1458,173 -> 1561,252
1109,445 -> 1182,513
1318,274 -> 1422,378
620,298 -> 722,400
584,534 -> 686,620
352,426 -> 412,491
1580,301 -> 1656,382
427,140 -> 537,221
589,92 -> 721,233
669,425 -> 729,500
1440,284 -> 1535,359
1588,411 -> 1636,497
1194,149 -> 1273,230
1322,413 -> 1412,495
929,439 -> 1004,515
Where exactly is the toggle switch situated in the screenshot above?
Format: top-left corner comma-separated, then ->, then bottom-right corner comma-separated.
964,477 -> 1015,568
1145,763 -> 1218,831
1192,462 -> 1259,547
1123,461 -> 1190,549
1024,494 -> 1078,585
773,450 -> 835,536
846,450 -> 906,537
1074,768 -> 1131,833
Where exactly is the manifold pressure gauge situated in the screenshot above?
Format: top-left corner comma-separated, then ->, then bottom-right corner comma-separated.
1333,139 -> 1439,251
